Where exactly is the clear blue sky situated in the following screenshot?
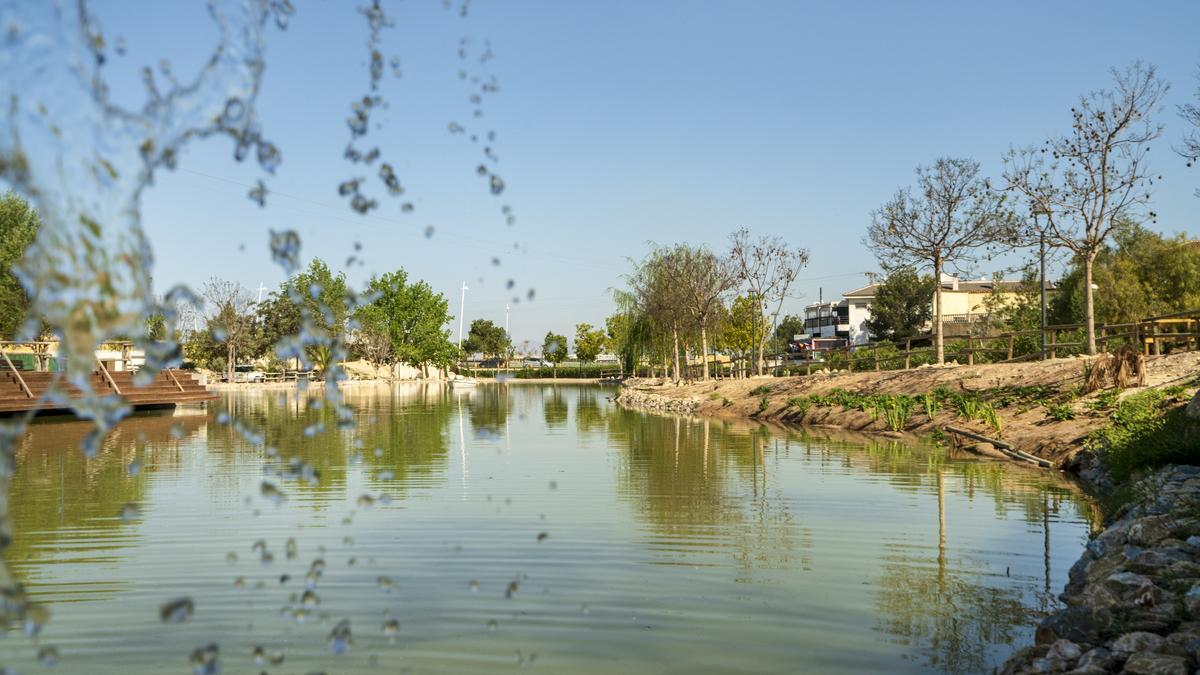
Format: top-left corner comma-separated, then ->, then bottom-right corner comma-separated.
95,0 -> 1200,346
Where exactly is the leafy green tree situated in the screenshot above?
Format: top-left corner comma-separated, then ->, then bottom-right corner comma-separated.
355,270 -> 458,372
715,295 -> 767,377
0,192 -> 40,339
256,288 -> 302,366
574,323 -> 607,365
284,258 -> 348,370
542,331 -> 568,378
199,278 -> 257,381
464,319 -> 509,362
772,314 -> 806,351
865,268 -> 936,341
1050,222 -> 1200,326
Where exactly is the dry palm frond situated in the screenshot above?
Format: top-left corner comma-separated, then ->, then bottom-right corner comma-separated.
1084,346 -> 1145,394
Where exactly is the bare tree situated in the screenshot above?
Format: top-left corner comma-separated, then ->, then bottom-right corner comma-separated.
1005,62 -> 1168,355
727,228 -> 810,375
677,245 -> 737,380
200,278 -> 257,383
1178,64 -> 1200,197
866,157 -> 1014,364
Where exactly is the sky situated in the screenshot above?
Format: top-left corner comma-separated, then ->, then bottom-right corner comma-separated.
92,0 -> 1200,346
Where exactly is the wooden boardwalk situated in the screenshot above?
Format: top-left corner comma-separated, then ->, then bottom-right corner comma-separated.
0,367 -> 216,415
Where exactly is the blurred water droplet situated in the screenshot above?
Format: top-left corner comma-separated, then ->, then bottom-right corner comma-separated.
505,580 -> 519,598
468,579 -> 479,593
536,532 -> 548,542
261,481 -> 286,505
357,494 -> 375,508
24,603 -> 49,637
378,469 -> 395,480
301,589 -> 320,607
328,619 -> 353,655
253,645 -> 285,667
128,458 -> 141,477
160,597 -> 195,623
189,643 -> 219,675
119,503 -> 141,522
225,551 -> 238,564
487,619 -> 498,632
37,644 -> 60,666
549,481 -> 557,490
580,603 -> 590,615
233,576 -> 245,589
376,576 -> 395,592
424,225 -> 435,238
489,174 -> 505,195
285,538 -> 298,560
382,618 -> 400,640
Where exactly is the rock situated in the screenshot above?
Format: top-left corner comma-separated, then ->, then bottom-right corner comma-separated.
1047,639 -> 1084,662
1075,647 -> 1113,671
1109,631 -> 1166,654
1185,391 -> 1200,420
1120,651 -> 1188,675
1185,585 -> 1200,620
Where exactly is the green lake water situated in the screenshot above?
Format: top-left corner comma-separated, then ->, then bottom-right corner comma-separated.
0,383 -> 1097,673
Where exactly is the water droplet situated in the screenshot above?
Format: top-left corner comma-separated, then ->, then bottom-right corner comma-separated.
189,643 -> 220,675
225,551 -> 238,564
285,538 -> 298,559
424,225 -> 435,238
489,172 -> 504,194
468,579 -> 479,593
536,532 -> 548,542
261,481 -> 286,505
549,481 -> 557,490
301,589 -> 320,607
328,619 -> 353,655
233,576 -> 245,589
376,576 -> 396,592
253,645 -> 286,666
476,164 -> 487,176
378,469 -> 395,481
128,458 -> 142,477
382,619 -> 400,640
357,494 -> 375,508
487,619 -> 498,632
505,580 -> 519,598
24,603 -> 49,637
119,503 -> 141,522
37,644 -> 60,666
160,597 -> 195,623
580,603 -> 590,616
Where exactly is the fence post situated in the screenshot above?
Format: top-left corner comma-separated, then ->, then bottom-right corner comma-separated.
874,345 -> 880,372
904,338 -> 911,370
966,338 -> 974,366
1007,334 -> 1014,360
1048,329 -> 1056,359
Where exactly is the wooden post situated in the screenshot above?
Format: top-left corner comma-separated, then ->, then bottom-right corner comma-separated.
1048,329 -> 1056,359
874,345 -> 880,371
904,338 -> 912,370
1007,334 -> 1014,360
967,338 -> 974,366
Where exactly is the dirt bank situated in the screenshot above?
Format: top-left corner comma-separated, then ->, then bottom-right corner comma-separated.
617,352 -> 1200,490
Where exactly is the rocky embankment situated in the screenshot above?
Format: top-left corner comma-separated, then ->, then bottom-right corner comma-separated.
1003,466 -> 1200,674
614,388 -> 700,415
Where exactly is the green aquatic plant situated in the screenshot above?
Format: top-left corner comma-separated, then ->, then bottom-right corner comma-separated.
920,391 -> 939,421
876,394 -> 916,432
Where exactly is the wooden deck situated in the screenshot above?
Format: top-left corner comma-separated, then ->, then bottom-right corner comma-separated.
0,368 -> 217,415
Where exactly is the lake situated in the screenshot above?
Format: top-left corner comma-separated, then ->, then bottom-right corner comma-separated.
0,383 -> 1097,673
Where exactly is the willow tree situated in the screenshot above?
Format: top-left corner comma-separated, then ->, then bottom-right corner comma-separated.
677,245 -> 737,380
866,158 -> 1013,364
728,228 -> 809,375
623,246 -> 689,382
1004,62 -> 1168,355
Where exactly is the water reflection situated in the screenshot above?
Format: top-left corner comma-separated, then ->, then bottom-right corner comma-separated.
0,383 -> 1096,674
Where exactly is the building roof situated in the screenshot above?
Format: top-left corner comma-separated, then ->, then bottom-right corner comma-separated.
842,278 -> 1053,299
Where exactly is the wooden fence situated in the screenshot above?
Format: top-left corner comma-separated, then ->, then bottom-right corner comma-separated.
770,309 -> 1200,376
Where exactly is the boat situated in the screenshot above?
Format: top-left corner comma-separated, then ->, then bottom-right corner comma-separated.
449,377 -> 478,388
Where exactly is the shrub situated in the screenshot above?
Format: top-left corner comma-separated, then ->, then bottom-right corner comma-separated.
978,402 -> 1003,436
786,396 -> 811,420
749,384 -> 773,397
757,395 -> 770,413
950,392 -> 983,420
1043,403 -> 1076,421
1086,388 -> 1122,412
1090,389 -> 1199,481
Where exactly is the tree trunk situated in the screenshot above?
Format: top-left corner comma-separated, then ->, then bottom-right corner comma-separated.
1084,254 -> 1097,356
934,259 -> 944,365
671,322 -> 681,384
227,342 -> 235,382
